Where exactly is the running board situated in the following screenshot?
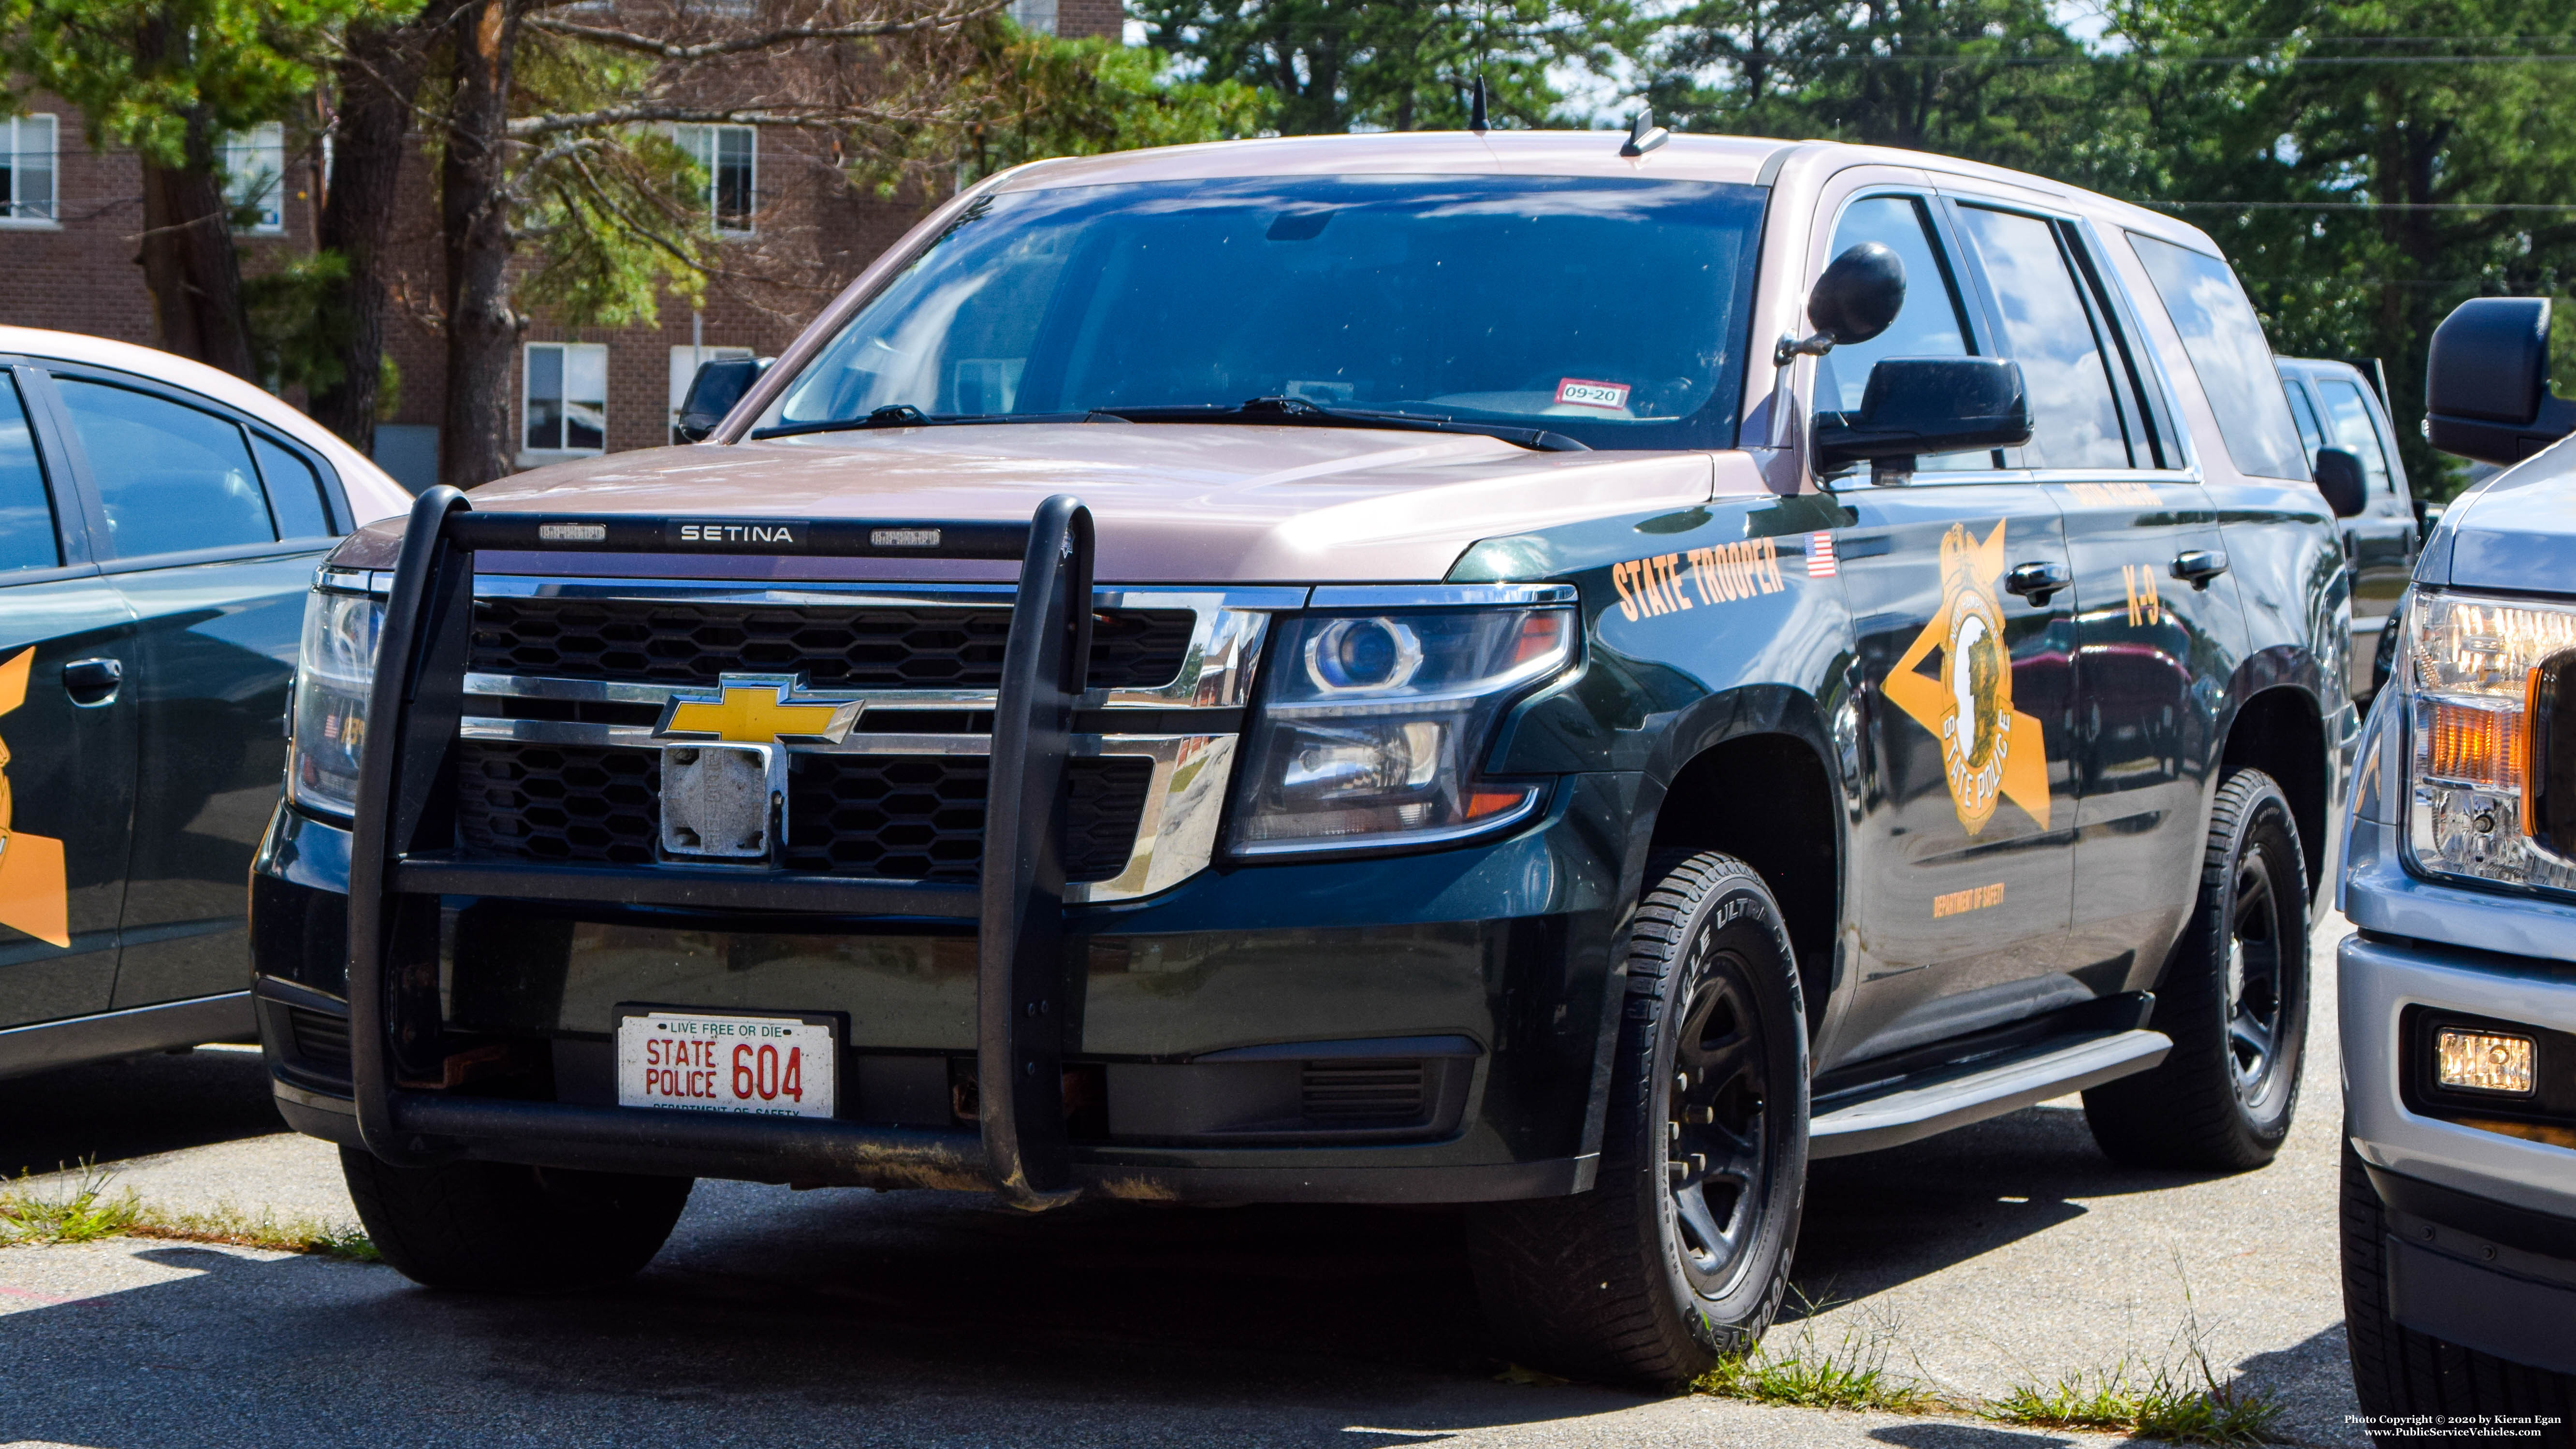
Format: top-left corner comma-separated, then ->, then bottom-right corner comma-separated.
1808,1028 -> 2172,1159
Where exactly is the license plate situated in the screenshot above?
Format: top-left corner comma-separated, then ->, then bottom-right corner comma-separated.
616,1010 -> 836,1118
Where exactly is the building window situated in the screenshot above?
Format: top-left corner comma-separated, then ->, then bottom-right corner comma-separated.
674,124 -> 756,234
1,115 -> 57,224
525,342 -> 608,455
222,121 -> 286,233
1008,0 -> 1058,32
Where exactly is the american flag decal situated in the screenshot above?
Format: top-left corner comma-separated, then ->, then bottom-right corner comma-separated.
1806,532 -> 1838,578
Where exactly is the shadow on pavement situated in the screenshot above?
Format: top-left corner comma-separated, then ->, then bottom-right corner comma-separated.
1870,1426 -> 2087,1449
1784,1100 -> 2240,1317
0,1046 -> 282,1178
0,1226 -> 1663,1448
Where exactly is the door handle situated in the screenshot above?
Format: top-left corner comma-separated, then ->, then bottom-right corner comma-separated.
2003,561 -> 2071,606
2170,550 -> 2230,589
61,657 -> 123,706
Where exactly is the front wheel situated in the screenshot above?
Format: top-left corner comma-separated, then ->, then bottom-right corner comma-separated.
342,1148 -> 693,1293
1466,851 -> 1808,1385
2341,1141 -> 2576,1445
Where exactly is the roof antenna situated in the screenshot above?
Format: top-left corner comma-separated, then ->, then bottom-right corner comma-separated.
1620,104 -> 1669,158
1469,72 -> 1489,134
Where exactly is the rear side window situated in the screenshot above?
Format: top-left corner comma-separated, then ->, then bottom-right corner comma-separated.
54,377 -> 277,559
2127,235 -> 2309,480
1954,205 -> 2133,470
249,432 -> 333,537
0,375 -> 59,573
2317,377 -> 2398,494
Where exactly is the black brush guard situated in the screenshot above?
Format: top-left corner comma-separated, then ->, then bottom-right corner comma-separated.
347,487 -> 1095,1206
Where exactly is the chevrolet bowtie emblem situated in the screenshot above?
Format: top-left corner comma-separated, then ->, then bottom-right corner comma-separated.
653,675 -> 859,744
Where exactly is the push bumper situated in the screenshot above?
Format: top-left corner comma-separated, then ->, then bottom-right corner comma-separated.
255,493 -> 1630,1205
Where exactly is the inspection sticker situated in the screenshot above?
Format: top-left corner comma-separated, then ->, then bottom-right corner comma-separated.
1554,378 -> 1631,410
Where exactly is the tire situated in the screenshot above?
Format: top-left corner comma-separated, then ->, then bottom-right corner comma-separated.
2084,767 -> 2310,1171
341,1147 -> 693,1293
1466,851 -> 1808,1386
2342,1140 -> 2576,1446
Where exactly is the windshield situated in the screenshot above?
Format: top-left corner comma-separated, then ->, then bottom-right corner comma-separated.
761,174 -> 1769,451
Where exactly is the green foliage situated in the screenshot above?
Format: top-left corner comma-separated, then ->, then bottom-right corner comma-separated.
242,248 -> 353,396
0,1164 -> 141,1246
1990,1355 -> 2284,1444
1694,1314 -> 1938,1412
956,28 -> 1274,181
0,0 -> 410,166
502,32 -> 708,333
1647,0 -> 2131,186
1137,0 -> 1631,134
0,1162 -> 377,1261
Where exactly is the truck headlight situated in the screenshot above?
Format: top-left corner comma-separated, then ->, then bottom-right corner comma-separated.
1231,607 -> 1573,854
2402,589 -> 2576,894
287,586 -> 383,820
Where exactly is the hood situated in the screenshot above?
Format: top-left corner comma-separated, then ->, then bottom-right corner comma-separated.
2427,432 -> 2576,596
333,423 -> 1761,583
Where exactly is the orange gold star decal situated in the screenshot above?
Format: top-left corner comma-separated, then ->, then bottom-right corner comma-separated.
1881,522 -> 2052,835
0,647 -> 69,948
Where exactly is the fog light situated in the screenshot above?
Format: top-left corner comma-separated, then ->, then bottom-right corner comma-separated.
2436,1028 -> 2536,1095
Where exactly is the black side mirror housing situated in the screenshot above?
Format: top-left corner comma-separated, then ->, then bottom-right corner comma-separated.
2426,297 -> 2576,464
1816,356 -> 2033,473
2313,446 -> 2369,518
1810,243 -> 1907,347
676,356 -> 766,443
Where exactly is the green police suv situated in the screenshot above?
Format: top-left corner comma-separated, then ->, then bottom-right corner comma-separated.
254,131 -> 2359,1383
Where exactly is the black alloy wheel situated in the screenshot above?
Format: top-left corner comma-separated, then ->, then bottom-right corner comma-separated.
2084,768 -> 2310,1171
1467,850 -> 1807,1385
2222,847 -> 2291,1108
1668,960 -> 1773,1297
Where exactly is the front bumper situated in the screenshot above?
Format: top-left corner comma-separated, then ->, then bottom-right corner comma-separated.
252,761 -> 1638,1203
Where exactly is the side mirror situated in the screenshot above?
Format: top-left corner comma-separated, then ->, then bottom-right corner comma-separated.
1816,357 -> 2033,474
2313,447 -> 2369,518
2426,297 -> 2576,464
1777,243 -> 1907,364
1811,243 -> 1906,347
676,356 -> 766,443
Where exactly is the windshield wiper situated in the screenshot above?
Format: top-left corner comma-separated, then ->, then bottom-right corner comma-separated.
1093,396 -> 1589,452
749,405 -> 1092,440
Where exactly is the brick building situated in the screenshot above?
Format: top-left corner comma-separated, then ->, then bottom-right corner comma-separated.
0,0 -> 1121,492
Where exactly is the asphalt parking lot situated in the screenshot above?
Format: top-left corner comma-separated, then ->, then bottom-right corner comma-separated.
0,912 -> 2364,1449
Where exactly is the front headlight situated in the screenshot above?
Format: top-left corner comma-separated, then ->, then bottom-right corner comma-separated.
2402,589 -> 2576,894
1231,607 -> 1574,854
287,586 -> 383,819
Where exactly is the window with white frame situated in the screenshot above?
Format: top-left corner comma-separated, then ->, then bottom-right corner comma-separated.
674,124 -> 756,234
1008,0 -> 1058,32
525,343 -> 609,454
221,122 -> 286,232
1,115 -> 58,224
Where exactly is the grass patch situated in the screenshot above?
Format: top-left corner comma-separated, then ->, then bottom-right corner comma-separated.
1989,1359 -> 2281,1444
1695,1306 -> 1940,1414
0,1165 -> 140,1245
1989,1284 -> 2284,1448
128,1203 -> 380,1262
0,1162 -> 376,1261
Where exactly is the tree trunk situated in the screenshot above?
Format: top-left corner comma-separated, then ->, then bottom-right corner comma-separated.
312,6 -> 456,452
135,113 -> 256,381
439,0 -> 524,490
